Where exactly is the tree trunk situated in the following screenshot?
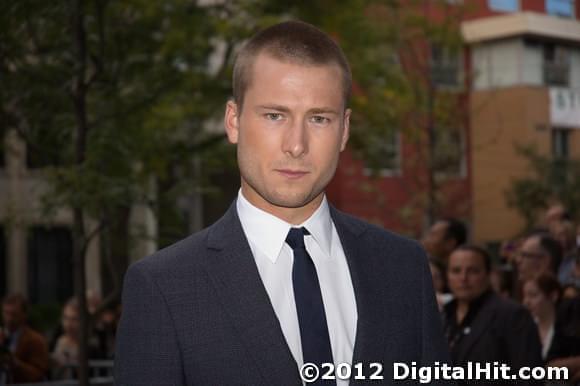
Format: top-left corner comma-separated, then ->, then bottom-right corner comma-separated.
73,209 -> 90,386
72,0 -> 90,384
426,82 -> 437,228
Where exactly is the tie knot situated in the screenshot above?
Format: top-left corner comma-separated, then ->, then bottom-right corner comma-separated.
285,227 -> 310,250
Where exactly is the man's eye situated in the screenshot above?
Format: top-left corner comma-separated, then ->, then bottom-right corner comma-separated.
265,113 -> 283,121
311,116 -> 330,124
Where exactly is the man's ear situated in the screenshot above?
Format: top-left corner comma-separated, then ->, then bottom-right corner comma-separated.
340,108 -> 351,152
224,100 -> 240,144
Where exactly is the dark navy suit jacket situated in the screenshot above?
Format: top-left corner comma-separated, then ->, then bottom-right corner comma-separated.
443,291 -> 543,386
114,202 -> 451,385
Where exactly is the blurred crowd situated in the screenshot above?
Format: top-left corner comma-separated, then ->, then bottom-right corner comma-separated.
2,204 -> 580,384
0,292 -> 119,384
422,204 -> 580,385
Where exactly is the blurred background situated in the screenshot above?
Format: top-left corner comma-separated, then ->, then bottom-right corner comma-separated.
0,0 -> 579,384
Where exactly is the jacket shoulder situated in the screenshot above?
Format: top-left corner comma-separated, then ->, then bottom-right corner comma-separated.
488,292 -> 527,314
127,225 -> 212,278
484,293 -> 536,329
331,206 -> 426,256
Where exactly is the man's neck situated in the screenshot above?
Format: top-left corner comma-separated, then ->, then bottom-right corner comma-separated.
240,187 -> 324,225
456,302 -> 469,324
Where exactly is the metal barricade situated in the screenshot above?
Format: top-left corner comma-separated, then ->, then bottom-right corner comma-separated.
8,378 -> 113,386
7,360 -> 114,386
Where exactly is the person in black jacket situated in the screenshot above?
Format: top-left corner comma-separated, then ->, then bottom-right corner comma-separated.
549,294 -> 580,382
443,245 -> 543,385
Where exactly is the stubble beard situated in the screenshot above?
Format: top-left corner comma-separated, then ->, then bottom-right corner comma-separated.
240,170 -> 322,209
238,153 -> 331,211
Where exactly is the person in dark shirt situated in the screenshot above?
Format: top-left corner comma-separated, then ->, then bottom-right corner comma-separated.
548,294 -> 580,382
521,273 -> 580,363
443,245 -> 543,385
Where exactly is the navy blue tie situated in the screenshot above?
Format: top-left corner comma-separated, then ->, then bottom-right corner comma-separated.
286,227 -> 335,385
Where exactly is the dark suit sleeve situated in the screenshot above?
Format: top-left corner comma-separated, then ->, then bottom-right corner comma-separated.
416,244 -> 455,385
418,244 -> 451,365
114,262 -> 185,386
503,306 -> 544,385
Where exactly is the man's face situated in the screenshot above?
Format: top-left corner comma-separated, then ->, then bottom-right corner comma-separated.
225,53 -> 350,221
2,303 -> 26,333
447,249 -> 489,303
516,236 -> 551,282
422,221 -> 452,261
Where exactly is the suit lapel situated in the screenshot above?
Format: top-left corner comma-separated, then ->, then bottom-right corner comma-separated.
330,208 -> 389,370
454,292 -> 496,361
203,203 -> 301,385
202,202 -> 391,384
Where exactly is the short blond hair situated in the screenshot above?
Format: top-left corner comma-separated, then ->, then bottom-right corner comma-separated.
233,20 -> 352,112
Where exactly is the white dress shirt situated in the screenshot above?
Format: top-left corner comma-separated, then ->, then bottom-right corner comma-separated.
237,190 -> 358,385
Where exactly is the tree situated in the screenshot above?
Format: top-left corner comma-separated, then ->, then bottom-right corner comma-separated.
506,145 -> 580,230
0,1 -> 284,383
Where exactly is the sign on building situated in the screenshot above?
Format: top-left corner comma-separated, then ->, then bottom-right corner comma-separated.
550,87 -> 580,128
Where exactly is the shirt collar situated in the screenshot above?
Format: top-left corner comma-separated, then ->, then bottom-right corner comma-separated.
236,189 -> 333,263
301,195 -> 333,258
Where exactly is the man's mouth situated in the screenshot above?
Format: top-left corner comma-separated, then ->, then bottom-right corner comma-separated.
275,169 -> 310,179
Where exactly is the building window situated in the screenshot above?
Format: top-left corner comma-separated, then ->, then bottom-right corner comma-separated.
527,39 -> 572,86
363,130 -> 401,176
543,44 -> 570,86
546,0 -> 575,18
434,127 -> 465,177
544,43 -> 570,87
489,0 -> 519,12
552,128 -> 570,158
27,226 -> 73,304
431,45 -> 461,88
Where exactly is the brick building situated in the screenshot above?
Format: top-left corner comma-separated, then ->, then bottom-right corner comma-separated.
328,0 -> 580,248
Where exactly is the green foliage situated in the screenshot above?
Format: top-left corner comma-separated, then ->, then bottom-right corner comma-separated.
28,302 -> 62,336
0,1 -> 285,243
506,145 -> 580,229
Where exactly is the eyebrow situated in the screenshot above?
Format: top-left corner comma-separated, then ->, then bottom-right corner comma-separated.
309,108 -> 339,115
255,104 -> 339,115
255,104 -> 291,113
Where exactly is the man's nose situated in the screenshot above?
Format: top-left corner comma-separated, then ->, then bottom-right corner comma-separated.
282,120 -> 308,158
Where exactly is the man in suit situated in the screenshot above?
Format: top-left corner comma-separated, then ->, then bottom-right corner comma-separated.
115,20 -> 450,385
0,293 -> 49,383
443,246 -> 543,385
